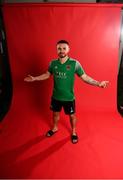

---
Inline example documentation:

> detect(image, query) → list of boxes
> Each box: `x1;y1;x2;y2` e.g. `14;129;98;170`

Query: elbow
81;73;87;81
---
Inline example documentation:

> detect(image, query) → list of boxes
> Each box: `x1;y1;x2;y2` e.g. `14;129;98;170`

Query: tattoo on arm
81;74;100;86
86;78;99;86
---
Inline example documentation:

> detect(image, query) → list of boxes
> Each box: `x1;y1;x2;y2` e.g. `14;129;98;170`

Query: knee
53;112;60;118
69;113;76;120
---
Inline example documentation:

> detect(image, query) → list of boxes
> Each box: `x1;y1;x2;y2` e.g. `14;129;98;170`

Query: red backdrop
0;3;123;179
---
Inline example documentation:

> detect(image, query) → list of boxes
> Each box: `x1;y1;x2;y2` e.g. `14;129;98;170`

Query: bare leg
69;113;78;143
46;111;60;137
69;113;77;135
52;111;60;132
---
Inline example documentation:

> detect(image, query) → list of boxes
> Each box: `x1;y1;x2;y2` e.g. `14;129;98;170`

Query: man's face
57;43;70;58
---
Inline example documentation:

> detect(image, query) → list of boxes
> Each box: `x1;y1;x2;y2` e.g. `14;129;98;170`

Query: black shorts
50;98;75;115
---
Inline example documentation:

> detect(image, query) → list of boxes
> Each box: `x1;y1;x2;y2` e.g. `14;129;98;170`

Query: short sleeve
75;61;85;76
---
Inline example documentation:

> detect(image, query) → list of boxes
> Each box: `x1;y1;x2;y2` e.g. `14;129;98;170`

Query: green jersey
48;57;85;101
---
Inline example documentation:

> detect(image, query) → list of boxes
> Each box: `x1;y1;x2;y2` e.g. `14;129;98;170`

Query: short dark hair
57;40;69;45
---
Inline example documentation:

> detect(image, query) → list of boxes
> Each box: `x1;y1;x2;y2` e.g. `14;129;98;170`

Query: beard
58;53;67;58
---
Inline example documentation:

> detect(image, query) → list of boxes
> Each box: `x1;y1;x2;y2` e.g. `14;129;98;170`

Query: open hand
24;75;35;82
99;81;109;88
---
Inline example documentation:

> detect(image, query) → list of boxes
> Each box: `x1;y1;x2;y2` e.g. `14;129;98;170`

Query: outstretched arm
81;73;109;88
24;71;51;82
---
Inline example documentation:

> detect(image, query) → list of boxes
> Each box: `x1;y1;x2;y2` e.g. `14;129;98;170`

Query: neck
59;56;69;64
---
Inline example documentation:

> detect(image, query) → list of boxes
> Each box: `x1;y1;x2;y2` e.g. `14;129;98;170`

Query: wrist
97;81;100;87
33;77;37;81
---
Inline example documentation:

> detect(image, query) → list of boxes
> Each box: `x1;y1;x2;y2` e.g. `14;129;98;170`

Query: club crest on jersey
66;65;71;70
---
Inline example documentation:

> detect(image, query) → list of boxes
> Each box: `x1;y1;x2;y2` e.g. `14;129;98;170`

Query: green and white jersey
48;57;85;101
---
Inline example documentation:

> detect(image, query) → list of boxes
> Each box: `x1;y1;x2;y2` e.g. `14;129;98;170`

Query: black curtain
0;7;13;121
117;51;123;116
96;0;123;3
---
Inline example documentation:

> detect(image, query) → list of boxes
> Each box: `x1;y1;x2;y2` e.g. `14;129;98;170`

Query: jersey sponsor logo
55;71;67;79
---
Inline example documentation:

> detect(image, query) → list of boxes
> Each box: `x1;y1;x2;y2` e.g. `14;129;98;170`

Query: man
24;40;109;144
